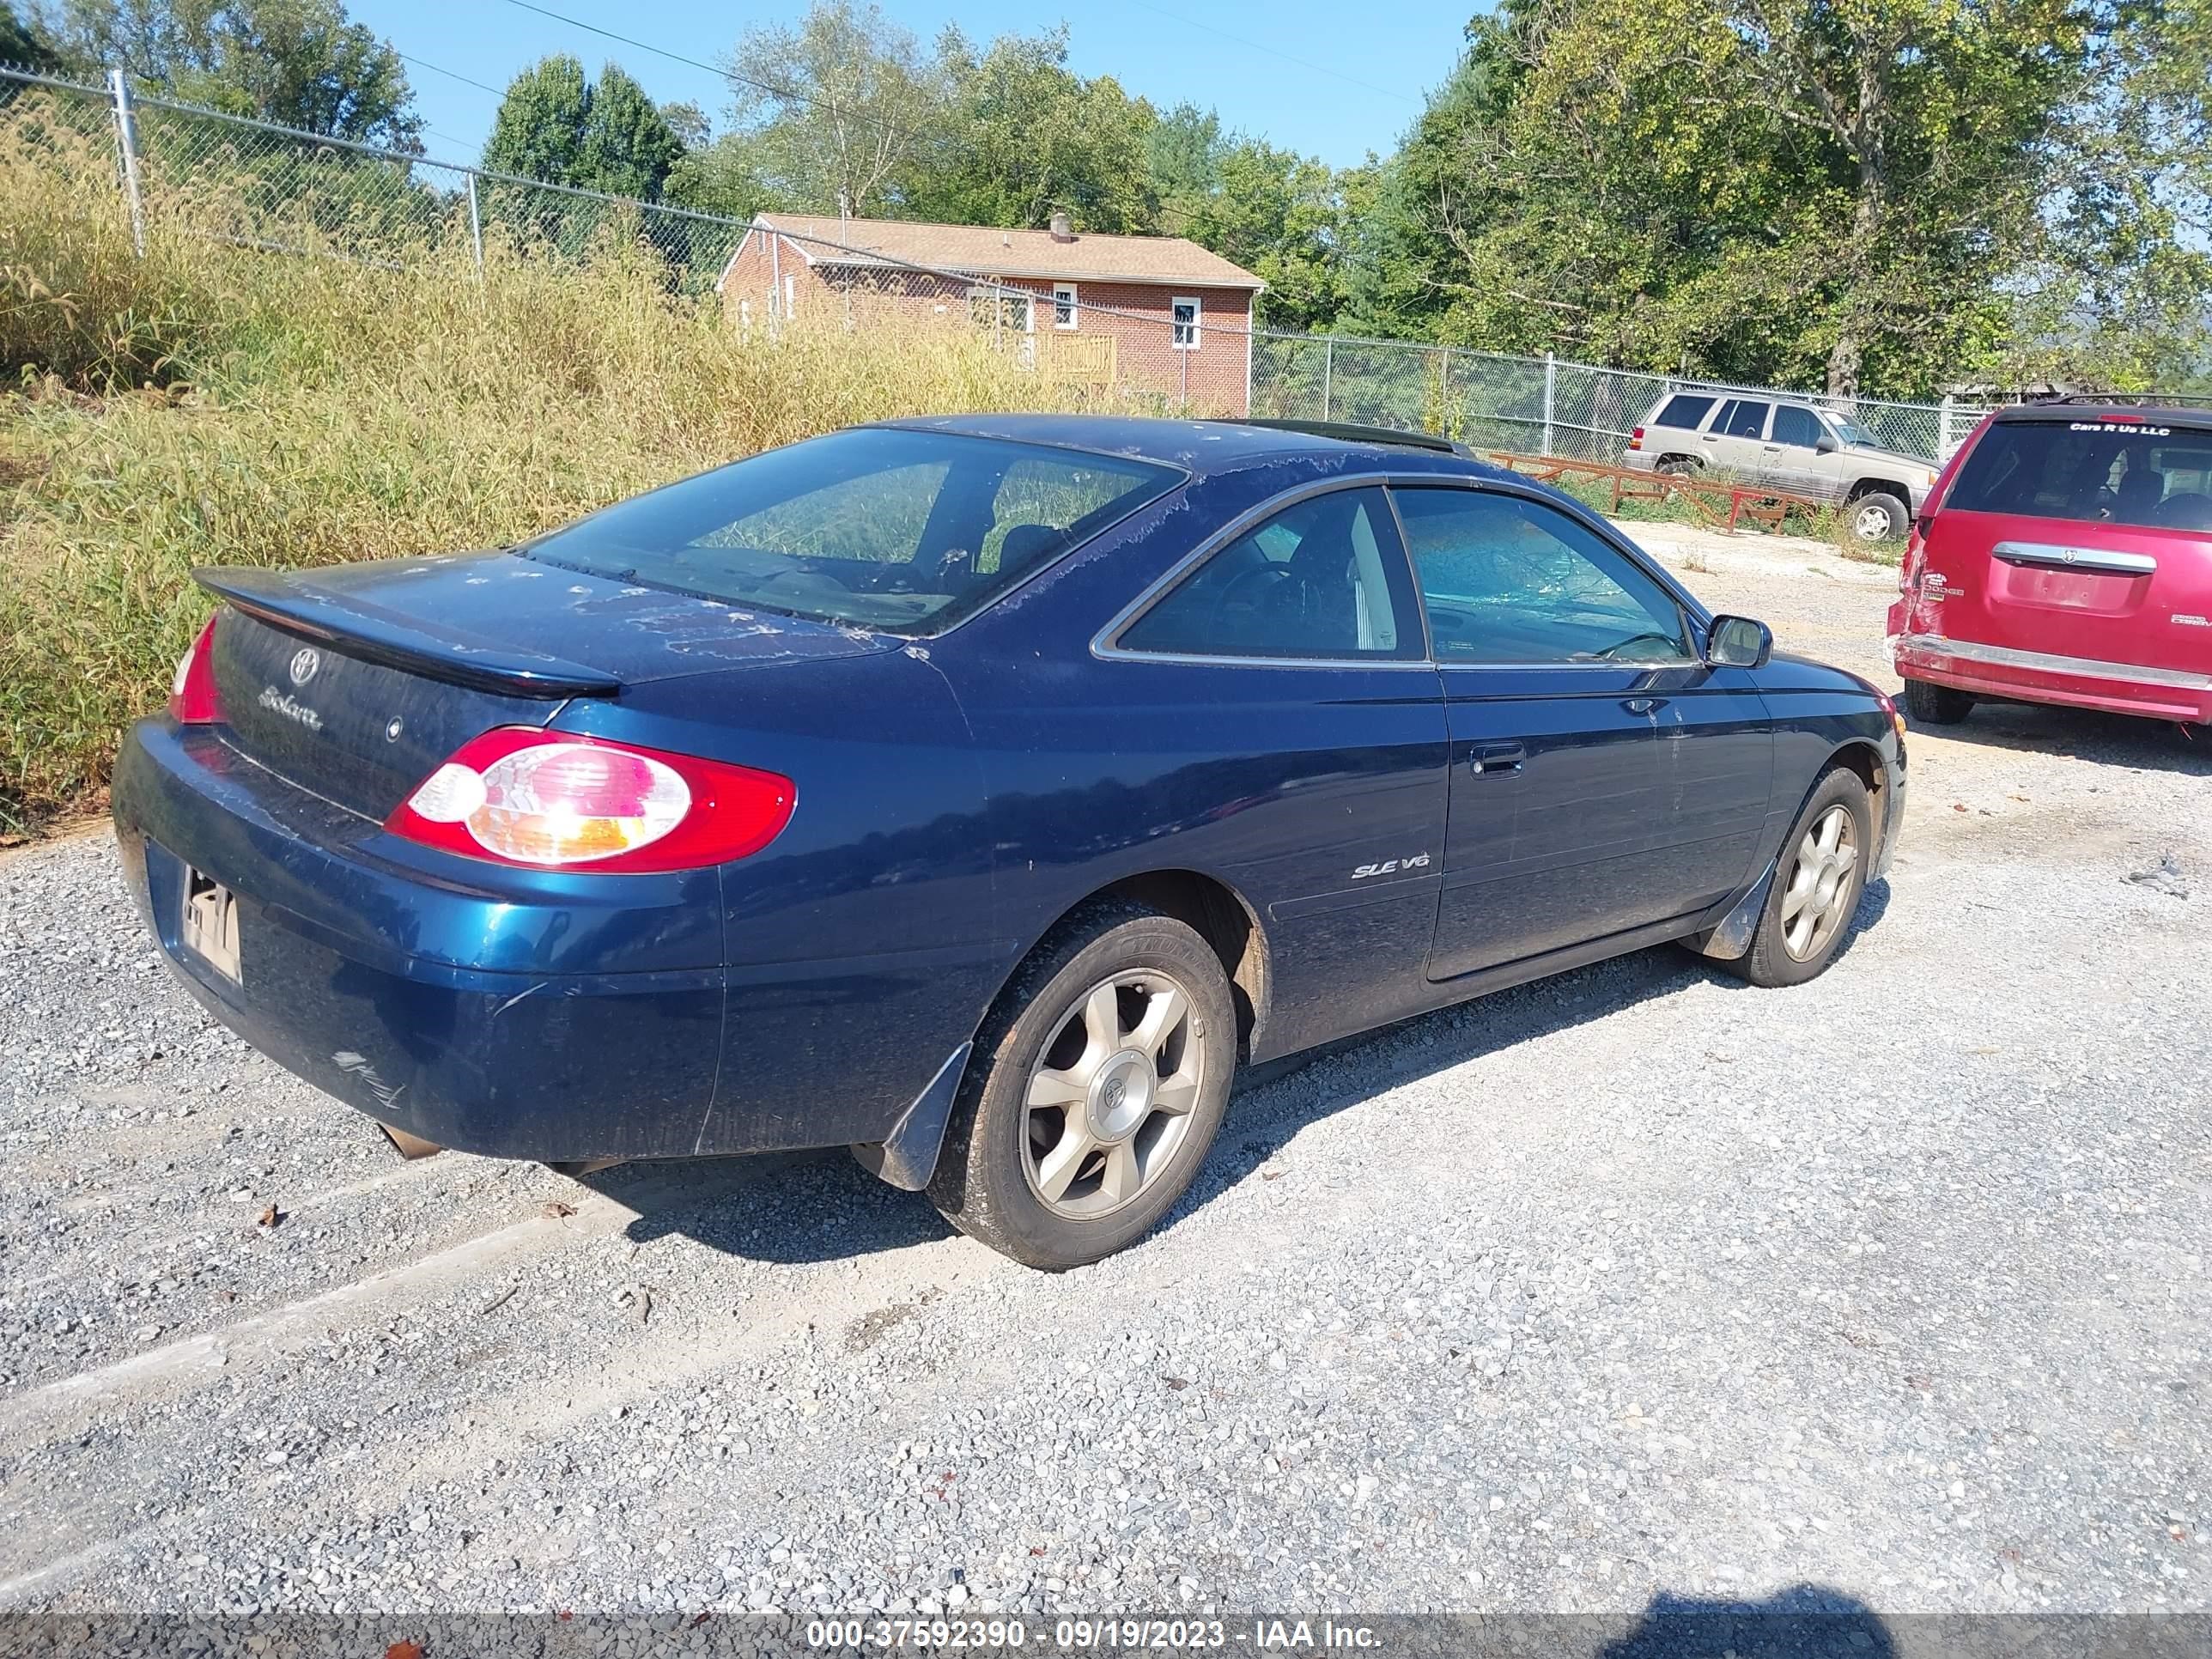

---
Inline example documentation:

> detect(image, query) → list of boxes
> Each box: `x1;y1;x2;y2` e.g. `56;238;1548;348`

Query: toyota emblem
289;647;321;687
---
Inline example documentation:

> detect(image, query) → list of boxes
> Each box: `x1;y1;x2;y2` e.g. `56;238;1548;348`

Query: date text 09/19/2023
803;1619;1384;1650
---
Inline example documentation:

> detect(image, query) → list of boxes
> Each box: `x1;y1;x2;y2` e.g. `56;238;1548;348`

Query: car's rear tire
1723;766;1872;988
1656;456;1702;477
927;903;1236;1270
1901;678;1975;725
1847;490;1910;544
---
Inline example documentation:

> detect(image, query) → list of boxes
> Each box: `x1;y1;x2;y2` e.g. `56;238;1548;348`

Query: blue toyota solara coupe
114;415;1905;1267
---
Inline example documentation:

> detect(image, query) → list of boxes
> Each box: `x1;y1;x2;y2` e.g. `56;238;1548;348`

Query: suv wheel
1723;766;1872;988
1656;457;1702;477
1847;491;1909;544
1902;678;1975;725
928;903;1236;1270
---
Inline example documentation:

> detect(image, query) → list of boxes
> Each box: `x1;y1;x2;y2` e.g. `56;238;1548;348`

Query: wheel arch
1820;737;1890;862
1040;869;1272;1064
1844;476;1910;504
853;866;1271;1195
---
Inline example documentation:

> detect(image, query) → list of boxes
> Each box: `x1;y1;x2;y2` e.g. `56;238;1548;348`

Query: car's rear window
525;428;1181;633
1651;394;1717;430
1947;418;2212;532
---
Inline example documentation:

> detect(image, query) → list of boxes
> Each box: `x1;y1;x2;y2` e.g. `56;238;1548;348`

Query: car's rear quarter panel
556;647;1006;1154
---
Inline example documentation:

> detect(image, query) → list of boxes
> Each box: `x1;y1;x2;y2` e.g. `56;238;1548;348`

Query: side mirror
1815;433;1840;455
1706;614;1773;670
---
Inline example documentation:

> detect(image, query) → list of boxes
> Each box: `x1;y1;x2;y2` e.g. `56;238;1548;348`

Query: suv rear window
1650;394;1717;431
526;428;1180;633
1948;418;2212;532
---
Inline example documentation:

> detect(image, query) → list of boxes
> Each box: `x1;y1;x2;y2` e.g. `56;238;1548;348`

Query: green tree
662;131;770;219
576;63;681;199
481;52;591;185
723;0;939;218
46;0;419;147
907;27;1156;234
3;1;60;69
1154;120;1353;332
1348;0;2184;397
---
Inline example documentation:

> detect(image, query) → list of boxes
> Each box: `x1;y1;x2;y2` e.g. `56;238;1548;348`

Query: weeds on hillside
0;101;1103;830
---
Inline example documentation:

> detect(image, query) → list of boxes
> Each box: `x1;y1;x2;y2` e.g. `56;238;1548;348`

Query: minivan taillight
170;615;222;724
1629;426;1645;451
385;728;795;872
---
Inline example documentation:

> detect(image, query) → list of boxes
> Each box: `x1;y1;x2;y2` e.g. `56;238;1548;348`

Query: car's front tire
1724;766;1872;988
928;903;1236;1270
1902;678;1975;725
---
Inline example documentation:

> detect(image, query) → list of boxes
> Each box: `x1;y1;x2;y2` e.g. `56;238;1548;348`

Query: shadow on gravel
1908;700;2211;776
1152;880;1893;1241
572;886;1894;1268
1599;1583;1895;1657
578;1146;957;1266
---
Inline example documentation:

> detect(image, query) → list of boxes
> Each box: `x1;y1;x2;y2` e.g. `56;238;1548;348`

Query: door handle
1468;742;1526;775
1621;696;1667;715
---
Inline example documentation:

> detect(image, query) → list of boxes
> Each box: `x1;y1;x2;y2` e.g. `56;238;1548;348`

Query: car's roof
878;412;1489;479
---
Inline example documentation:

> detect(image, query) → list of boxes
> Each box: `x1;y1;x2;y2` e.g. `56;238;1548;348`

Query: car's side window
1393;488;1692;665
1771;405;1825;449
1117;487;1419;661
1720;399;1771;441
1654;393;1717;431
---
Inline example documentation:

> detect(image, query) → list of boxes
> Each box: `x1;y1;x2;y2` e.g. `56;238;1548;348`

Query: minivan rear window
1948;419;2212;532
526;428;1181;633
1651;394;1717;431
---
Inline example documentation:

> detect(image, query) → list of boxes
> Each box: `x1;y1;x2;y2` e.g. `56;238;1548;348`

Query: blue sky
343;0;1469;174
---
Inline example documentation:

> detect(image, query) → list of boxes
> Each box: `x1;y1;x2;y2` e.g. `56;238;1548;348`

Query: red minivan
1889;399;2212;729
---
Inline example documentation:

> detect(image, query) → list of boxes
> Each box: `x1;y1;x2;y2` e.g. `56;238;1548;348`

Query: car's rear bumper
1893;631;2212;725
114;718;730;1163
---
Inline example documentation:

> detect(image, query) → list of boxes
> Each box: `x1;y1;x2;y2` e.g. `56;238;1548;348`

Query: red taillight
1629;426;1644;451
169;615;222;724
384;728;794;872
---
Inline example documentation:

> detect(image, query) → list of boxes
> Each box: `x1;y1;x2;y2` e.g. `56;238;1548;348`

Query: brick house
714;212;1267;416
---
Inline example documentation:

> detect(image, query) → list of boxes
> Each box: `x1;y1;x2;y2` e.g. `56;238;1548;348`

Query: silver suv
1623;391;1940;543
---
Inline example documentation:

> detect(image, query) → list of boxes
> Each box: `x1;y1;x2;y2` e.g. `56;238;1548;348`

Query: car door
1704;398;1773;483
1390;483;1720;981
1088;483;1452;1057
1765;404;1834;498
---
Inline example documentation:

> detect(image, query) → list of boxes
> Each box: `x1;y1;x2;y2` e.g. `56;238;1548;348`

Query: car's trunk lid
199;553;890;819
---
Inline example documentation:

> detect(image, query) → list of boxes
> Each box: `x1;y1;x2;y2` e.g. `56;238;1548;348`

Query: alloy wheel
1853;501;1894;542
1779;804;1861;961
1020;970;1205;1220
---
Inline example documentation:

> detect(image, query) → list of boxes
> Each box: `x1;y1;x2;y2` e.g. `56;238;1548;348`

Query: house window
1171;295;1200;350
1053;283;1078;330
969;287;1034;337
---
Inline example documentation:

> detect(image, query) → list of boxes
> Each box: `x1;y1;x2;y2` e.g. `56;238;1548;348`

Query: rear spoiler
194;566;623;700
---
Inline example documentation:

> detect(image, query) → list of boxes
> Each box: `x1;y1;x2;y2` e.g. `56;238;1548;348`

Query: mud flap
1690;857;1778;962
849;1042;972;1192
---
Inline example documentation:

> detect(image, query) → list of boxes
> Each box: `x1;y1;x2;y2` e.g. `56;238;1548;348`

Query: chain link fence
1247;334;1991;464
4;61;1992;459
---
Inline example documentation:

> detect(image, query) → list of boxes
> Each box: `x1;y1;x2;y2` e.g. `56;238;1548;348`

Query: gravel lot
2;529;2206;1629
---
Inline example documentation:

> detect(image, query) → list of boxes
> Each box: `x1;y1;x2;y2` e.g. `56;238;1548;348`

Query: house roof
732;214;1265;292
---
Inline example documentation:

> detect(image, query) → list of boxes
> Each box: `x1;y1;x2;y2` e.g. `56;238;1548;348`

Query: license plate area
181;867;242;983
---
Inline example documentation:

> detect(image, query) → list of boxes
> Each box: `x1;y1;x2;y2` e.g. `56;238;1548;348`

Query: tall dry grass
0;104;1098;830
